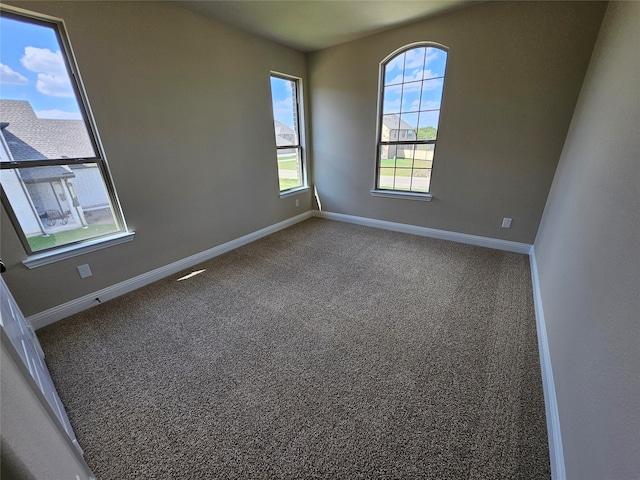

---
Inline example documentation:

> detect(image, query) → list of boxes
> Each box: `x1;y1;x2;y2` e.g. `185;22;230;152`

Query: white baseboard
529;247;566;480
313;211;532;254
28;211;313;330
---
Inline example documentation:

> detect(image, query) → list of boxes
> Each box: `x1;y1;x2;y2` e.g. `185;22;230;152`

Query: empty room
0;1;637;479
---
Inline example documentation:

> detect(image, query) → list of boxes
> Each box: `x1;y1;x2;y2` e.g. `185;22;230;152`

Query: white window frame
0;5;133;268
372;42;449;202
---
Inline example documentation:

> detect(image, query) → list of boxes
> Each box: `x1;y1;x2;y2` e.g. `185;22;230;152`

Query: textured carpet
38;218;550;479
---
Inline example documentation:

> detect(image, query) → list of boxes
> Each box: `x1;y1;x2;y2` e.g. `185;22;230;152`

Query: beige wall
308;1;606;244
0;1;311;316
533;2;640;479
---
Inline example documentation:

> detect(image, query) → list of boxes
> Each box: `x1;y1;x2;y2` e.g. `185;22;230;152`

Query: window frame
0;6;132;266
269;72;307;196
372;42;449;201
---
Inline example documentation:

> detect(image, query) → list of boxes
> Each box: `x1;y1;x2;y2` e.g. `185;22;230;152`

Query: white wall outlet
77;264;93;279
295;199;299;207
501;217;512;228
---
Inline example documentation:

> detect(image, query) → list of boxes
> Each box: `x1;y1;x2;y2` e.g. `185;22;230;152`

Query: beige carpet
38;218;550;479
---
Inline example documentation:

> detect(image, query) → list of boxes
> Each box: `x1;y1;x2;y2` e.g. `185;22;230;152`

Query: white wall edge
27;211;313;330
313;210;532;254
529;246;566;480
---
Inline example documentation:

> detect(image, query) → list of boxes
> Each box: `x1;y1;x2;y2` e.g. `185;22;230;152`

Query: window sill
279;186;310;199
370;189;433;202
23;231;135;269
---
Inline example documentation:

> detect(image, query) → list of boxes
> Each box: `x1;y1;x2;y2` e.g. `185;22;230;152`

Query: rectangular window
0;8;128;257
270;74;304;192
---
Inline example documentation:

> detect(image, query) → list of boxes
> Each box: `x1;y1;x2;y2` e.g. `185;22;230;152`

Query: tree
417;126;437;140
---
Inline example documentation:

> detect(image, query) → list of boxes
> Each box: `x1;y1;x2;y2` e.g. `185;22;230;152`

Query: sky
270;76;296;129
382;47;447;130
0;15;82;119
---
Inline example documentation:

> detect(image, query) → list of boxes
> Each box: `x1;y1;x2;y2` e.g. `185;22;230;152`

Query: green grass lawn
380;157;432;173
277;158;301;191
277;153;297;161
28;223;119;252
278;159;298;171
279;178;301;191
380;168;430;178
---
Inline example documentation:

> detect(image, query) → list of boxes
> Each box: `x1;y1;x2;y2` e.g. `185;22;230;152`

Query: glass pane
378;167;395;189
399;112;418;136
381;114;400;141
0;16;97;160
417;111;440;140
276;148;302;191
403;47;426;83
410;169;431;193
424;47;447;79
270;76;299;146
400;81;421;113
393;144;415;168
379;145;395;167
382;84;402;114
394;168;412;190
379;144;398;190
0;164;121;252
420;78;444;111
384;52;405;85
414;144;435;168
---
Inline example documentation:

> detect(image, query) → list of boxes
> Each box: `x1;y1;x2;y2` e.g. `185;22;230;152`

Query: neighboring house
274;119;296;146
380;114;432;161
0;100;112;236
381;114;416;143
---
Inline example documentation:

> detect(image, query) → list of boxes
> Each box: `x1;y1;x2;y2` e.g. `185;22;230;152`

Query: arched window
376;44;448;196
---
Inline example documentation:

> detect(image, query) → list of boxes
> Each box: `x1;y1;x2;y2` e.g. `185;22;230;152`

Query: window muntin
377;45;447;194
0;9;127;255
270;74;304;192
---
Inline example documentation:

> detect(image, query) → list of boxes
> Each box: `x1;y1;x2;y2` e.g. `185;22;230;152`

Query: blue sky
270;76;296;129
0;16;82;119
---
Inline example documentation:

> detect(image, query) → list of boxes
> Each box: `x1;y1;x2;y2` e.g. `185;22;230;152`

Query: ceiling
176;1;473;52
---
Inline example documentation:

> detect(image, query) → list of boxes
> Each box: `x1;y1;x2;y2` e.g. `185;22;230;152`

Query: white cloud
0;63;28;85
386;55;404;73
36;109;82;120
405;49;425;69
421;100;440;110
425;49;441;66
21;47;66;75
388;70;444;85
422;76;444;89
20;46;74;98
402;81;422;93
35;73;74;98
387;73;404;85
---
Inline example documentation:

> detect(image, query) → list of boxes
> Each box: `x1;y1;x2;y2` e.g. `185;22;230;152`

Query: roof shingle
0;100;95;161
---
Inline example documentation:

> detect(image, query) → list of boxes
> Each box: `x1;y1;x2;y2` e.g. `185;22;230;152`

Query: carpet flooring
38;218;550;479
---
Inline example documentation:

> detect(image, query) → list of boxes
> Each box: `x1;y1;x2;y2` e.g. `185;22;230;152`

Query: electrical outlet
77;264;93;278
295;199;299;207
501;217;512;228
